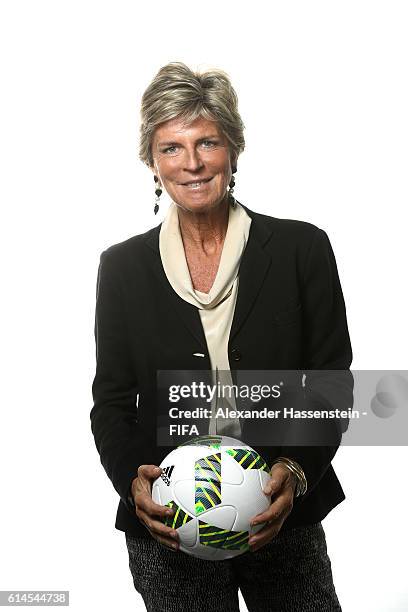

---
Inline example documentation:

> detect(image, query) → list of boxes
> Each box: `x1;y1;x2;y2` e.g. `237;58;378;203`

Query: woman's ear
231;152;238;174
150;159;161;179
149;162;159;183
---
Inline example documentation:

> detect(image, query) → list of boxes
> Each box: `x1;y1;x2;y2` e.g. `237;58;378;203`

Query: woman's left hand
248;462;297;553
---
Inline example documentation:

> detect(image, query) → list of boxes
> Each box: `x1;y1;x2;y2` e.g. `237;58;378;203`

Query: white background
1;1;407;610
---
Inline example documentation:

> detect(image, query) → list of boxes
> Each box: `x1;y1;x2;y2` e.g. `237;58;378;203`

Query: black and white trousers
125;522;342;612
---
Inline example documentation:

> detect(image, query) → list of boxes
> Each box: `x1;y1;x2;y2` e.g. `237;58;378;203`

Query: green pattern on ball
227;448;270;472
162;501;193;529
199;520;250;551
194;453;222;514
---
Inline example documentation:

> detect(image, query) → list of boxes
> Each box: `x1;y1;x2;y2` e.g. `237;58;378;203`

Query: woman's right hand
131;465;179;551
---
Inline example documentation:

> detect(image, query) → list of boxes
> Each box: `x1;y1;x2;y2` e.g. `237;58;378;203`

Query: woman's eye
163;146;178;154
201;140;217;148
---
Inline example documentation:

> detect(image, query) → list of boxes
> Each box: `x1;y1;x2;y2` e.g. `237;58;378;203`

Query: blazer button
231;348;242;362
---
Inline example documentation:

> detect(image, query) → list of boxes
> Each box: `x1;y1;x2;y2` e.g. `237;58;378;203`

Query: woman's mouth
181;177;213;190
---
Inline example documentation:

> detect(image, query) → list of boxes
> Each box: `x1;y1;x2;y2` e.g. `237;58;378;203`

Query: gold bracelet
271;456;308;497
281;458;307;497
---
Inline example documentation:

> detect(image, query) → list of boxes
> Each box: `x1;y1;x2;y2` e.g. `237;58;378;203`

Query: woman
91;62;352;611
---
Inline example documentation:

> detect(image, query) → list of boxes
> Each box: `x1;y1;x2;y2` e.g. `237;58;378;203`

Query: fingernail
166;509;173;516
171;531;178;538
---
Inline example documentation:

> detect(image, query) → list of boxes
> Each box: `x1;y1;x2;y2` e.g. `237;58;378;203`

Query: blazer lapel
229;203;275;341
145;226;208;351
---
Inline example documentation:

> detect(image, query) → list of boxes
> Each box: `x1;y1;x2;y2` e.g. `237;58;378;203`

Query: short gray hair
139;62;245;167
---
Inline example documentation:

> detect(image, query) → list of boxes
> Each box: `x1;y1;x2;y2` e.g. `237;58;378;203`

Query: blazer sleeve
90;249;150;511
280;228;353;498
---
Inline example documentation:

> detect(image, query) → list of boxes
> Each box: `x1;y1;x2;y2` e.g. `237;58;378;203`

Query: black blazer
90;203;353;537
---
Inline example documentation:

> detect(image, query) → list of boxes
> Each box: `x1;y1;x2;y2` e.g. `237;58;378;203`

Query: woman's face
151;116;236;213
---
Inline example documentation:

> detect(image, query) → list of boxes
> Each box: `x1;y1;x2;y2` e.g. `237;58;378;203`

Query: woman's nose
183;147;204;171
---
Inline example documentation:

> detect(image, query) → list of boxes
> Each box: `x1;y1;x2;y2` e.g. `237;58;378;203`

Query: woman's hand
248;463;297;553
131;464;179;551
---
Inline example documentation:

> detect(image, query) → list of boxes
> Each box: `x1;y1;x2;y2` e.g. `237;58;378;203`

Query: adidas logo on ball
160;465;174;486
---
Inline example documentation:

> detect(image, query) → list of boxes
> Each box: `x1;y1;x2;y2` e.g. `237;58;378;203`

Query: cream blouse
159;201;252;437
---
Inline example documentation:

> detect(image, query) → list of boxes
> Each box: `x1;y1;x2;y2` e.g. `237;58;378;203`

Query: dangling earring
154;175;162;215
228;172;237;209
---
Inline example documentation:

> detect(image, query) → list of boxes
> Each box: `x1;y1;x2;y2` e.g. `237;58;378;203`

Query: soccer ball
152;435;271;560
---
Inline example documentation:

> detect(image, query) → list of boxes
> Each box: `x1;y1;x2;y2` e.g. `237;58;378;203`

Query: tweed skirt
125;522;341;612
